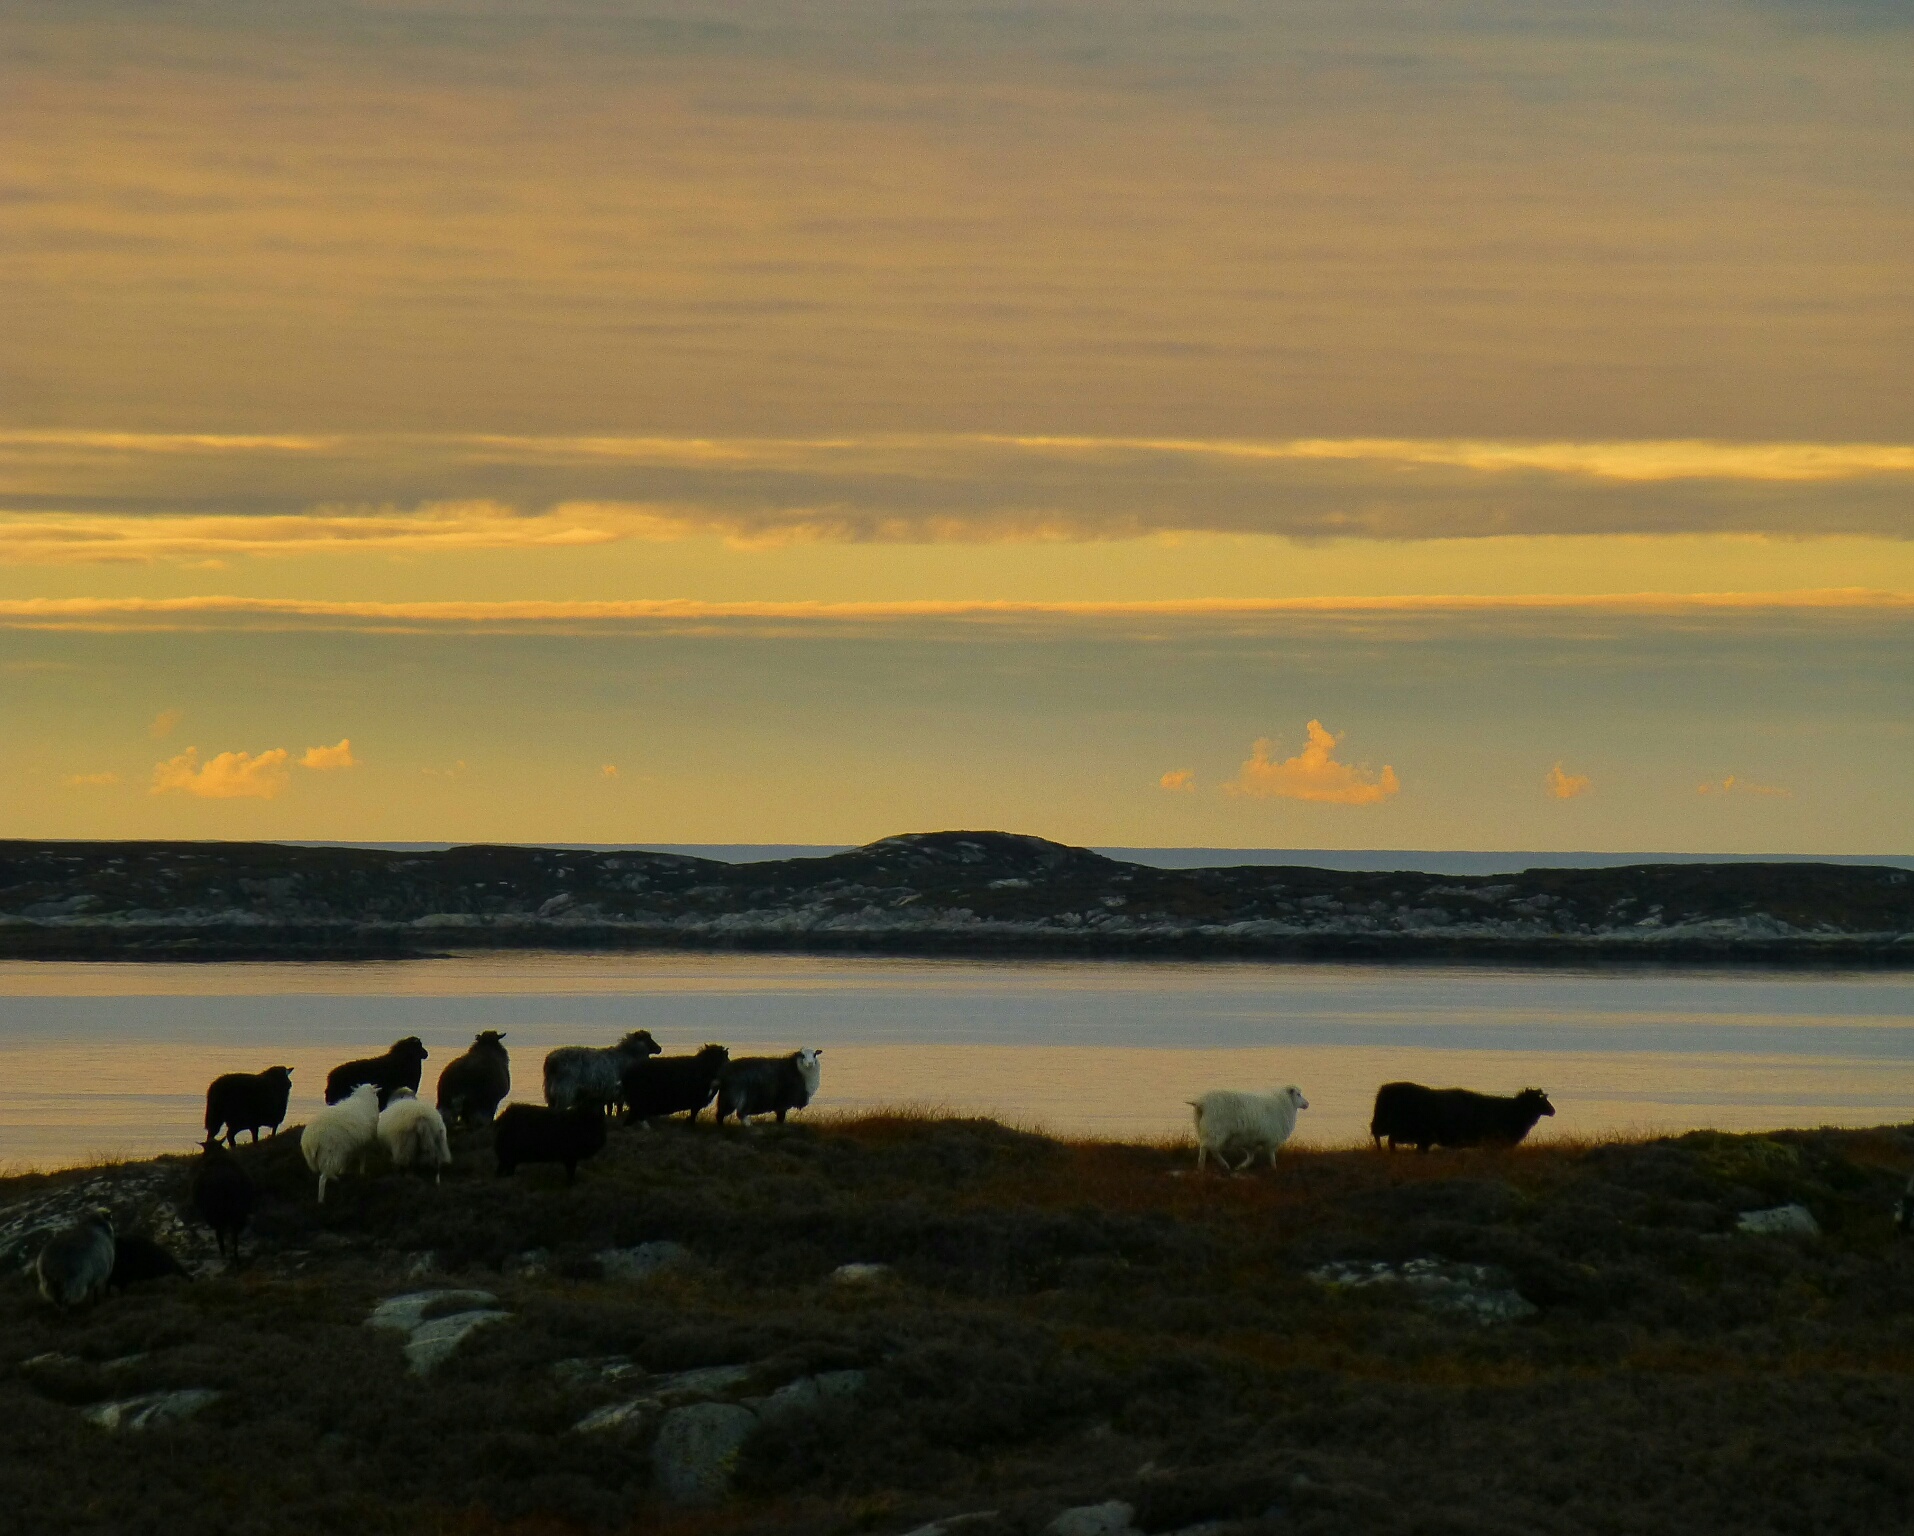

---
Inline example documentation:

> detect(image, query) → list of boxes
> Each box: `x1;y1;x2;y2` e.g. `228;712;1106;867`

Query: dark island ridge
1;829;1910;964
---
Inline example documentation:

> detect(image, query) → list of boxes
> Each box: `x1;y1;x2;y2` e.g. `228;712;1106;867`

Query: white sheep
377;1087;452;1182
1188;1086;1309;1172
300;1081;381;1202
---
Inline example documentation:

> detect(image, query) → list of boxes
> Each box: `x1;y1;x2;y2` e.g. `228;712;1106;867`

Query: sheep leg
317;1172;329;1204
1195;1144;1208;1172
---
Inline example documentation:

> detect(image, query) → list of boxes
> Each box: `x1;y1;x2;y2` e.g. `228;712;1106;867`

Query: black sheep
716;1048;822;1126
436;1030;512;1128
325;1036;429;1108
621;1044;730;1126
191;1138;256;1266
109;1235;191;1292
1370;1082;1555;1153
204;1065;295;1146
493;1103;607;1182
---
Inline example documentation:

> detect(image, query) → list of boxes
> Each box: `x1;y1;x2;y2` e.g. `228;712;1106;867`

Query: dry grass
6;1112;1914;1534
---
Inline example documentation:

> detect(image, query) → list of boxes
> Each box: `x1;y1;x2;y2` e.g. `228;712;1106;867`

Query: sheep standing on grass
36;1210;116;1311
325;1037;429;1108
301;1082;382;1202
1369;1083;1555;1153
543;1029;660;1113
204;1065;295;1145
192;1139;255;1266
622;1044;730;1126
494;1103;608;1182
1189;1086;1309;1173
716;1048;822;1126
437;1030;512;1128
378;1087;453;1182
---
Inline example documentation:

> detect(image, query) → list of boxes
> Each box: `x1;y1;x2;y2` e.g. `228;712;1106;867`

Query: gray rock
1047;1502;1139;1536
553;1354;643;1387
365;1289;499;1333
896;1514;1000;1536
647;1363;755;1402
83;1389;221;1432
651;1402;759;1504
754;1369;867;1425
403;1309;511;1374
1738;1203;1820;1237
596;1241;692;1281
831;1262;894;1286
573;1399;656;1435
1309;1258;1537;1324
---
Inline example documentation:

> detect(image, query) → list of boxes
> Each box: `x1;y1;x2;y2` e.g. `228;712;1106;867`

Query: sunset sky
4;1;1910;850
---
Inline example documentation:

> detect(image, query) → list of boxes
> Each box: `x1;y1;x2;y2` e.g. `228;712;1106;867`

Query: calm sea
1;952;1909;1171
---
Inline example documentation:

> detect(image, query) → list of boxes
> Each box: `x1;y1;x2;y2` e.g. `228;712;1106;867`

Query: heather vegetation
6;1112;1914;1534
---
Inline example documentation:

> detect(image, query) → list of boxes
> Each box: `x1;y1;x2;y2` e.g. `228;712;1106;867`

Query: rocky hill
1;831;1910;962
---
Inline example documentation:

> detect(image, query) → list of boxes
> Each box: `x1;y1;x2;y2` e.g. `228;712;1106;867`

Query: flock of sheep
30;1020;1561;1311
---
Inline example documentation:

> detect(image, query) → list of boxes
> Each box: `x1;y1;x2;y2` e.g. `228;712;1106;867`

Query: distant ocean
286;843;1914;876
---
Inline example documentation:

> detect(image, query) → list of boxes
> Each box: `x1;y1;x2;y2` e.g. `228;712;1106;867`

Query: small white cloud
1546;761;1592;800
1225;721;1400;806
151;746;291;800
299;738;357;771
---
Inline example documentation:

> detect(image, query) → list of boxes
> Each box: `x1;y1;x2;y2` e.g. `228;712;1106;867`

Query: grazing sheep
542;1029;660;1113
715;1048;822;1126
191;1138;255;1266
1370;1082;1556;1153
108;1235;191;1292
494;1102;608;1182
436;1030;512;1128
378;1087;453;1182
324;1036;430;1108
36;1210;115;1311
301;1082;382;1202
1189;1086;1309;1172
621;1044;730;1126
204;1065;295;1146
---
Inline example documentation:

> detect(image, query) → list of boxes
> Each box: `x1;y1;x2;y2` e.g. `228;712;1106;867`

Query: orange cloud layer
152;747;292;800
1159;768;1196;792
299;738;358;771
1226;722;1400;806
1546;762;1592;799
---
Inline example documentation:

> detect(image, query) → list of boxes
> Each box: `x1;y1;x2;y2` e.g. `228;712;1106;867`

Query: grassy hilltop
6;1114;1914;1535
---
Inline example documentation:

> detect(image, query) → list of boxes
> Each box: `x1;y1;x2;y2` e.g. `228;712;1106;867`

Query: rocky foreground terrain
1;831;1911;962
5;1114;1914;1535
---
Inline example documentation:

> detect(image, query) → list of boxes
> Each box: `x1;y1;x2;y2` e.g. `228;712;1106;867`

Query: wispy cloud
1698;775;1790;797
1545;761;1592;799
1158;768;1195;792
1225;721;1400;806
3;433;1914;562
298;738;358;771
63;771;119;788
152;746;292;800
601;763;620;779
148;708;182;740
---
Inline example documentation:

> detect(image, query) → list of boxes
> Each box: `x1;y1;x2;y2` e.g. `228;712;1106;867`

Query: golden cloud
601;763;620;779
151;746;291;800
1158;768;1196;792
1226;721;1400;806
299;738;358;771
1546;762;1592;800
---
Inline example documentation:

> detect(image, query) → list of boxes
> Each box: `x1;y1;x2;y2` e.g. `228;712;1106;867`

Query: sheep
378;1087;453;1182
493;1102;608;1182
436;1030;512;1128
301;1082;382;1201
36;1210;116;1311
108;1235;191;1293
621;1044;730;1126
204;1065;295;1146
1369;1082;1555;1153
324;1036;429;1108
542;1029;660;1114
715;1048;822;1126
1188;1086;1309;1172
191;1138;255;1266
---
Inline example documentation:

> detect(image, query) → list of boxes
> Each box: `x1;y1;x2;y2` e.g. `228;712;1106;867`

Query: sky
2;0;1910;851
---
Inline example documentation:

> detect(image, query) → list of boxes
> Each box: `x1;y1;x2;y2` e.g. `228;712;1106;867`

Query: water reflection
0;954;1908;1170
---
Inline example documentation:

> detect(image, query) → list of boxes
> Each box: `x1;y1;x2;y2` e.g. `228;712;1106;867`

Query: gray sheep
36;1210;116;1311
542;1029;659;1113
716;1048;822;1126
